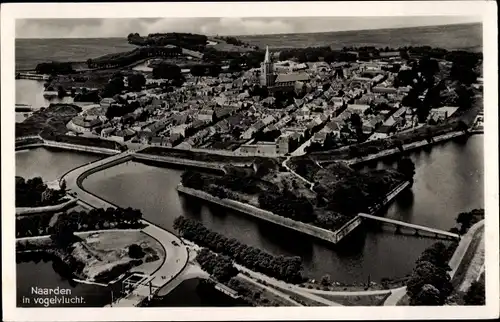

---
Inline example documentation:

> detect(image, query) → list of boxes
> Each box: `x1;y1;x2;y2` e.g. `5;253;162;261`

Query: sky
15;16;482;39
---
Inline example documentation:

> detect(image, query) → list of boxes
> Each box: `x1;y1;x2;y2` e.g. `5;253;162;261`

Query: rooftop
275;72;309;84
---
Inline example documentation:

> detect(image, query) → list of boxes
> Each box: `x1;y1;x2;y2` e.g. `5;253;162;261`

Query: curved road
60;150;189;307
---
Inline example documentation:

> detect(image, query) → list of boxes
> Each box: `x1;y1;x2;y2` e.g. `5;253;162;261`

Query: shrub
128;244;145;259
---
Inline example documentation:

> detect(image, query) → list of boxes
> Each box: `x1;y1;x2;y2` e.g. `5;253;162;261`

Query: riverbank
16;137;122;155
16;196;77;216
177;184;354;245
178;177;413;246
346;130;468;166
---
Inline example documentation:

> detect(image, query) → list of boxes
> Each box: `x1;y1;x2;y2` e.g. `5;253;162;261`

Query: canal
15;135;484;284
15;79;484;305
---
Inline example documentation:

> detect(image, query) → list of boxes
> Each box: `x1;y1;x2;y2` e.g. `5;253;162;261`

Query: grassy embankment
16;230;164;284
15;103;123;151
180;156;404;233
16;104;82;138
140;146;284;166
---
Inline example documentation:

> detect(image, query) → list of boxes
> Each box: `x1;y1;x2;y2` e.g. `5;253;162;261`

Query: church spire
264;46;270;63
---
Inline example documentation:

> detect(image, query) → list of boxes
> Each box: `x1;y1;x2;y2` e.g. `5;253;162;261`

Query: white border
2;1;498;321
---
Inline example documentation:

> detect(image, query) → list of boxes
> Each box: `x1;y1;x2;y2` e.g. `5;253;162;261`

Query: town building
69;116;103;133
261;46;310;92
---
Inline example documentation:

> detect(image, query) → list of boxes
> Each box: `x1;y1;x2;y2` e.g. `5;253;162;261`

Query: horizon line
15;21;481;40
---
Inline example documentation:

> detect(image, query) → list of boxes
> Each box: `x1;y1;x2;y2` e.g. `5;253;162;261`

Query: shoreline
16;197;77;216
176;181;411;245
15;130;482;171
15;228;164;287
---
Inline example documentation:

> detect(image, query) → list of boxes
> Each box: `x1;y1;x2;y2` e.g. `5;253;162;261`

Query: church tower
262;46;275;87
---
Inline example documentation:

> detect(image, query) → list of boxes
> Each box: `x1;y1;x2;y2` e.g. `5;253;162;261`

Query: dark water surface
16;134;483;283
16;254;114;307
148;278;249;307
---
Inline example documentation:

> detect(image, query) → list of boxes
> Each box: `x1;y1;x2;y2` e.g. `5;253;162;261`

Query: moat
16;134;483;287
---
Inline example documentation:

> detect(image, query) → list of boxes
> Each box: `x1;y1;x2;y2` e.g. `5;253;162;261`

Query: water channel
15;79;484;305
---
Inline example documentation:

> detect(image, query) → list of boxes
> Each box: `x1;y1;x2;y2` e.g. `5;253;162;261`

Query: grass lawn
314;292;391;306
268;284;328;306
234;276;299;307
71;230;165;280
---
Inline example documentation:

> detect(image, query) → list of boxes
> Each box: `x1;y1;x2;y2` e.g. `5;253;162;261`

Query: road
458;230;485;292
58;150;190;307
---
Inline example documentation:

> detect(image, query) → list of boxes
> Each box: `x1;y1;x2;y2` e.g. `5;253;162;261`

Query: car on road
171;240;179;246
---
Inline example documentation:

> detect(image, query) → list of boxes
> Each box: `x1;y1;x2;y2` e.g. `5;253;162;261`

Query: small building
372;86;398;94
69;116;103;133
100;98;116;108
276;134;291;155
239;142;277;156
109;128;135;143
347;104;370;115
430;106;459;121
197;109;215;122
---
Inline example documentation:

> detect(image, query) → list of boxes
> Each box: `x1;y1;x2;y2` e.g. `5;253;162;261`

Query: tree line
35;62;74;75
173;216;304;283
16;207;144;238
406;242;456;305
16;176;66;208
127;32;207;51
196;248;239;283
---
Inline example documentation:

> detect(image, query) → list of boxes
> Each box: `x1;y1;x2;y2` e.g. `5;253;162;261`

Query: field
208;38;256;52
15;38;136;70
237;23;482;51
16;23;482;71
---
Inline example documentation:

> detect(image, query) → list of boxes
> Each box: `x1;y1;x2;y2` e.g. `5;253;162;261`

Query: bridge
16;72;50;81
15;104;39;112
358;213;460;240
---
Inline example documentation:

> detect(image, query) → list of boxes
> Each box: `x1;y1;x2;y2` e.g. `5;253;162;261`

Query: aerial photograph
14;15;485;308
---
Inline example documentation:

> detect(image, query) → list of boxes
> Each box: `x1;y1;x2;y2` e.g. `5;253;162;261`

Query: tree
152;62;182;80
60;179;67;193
407;260;452;304
350;113;362;128
57;86;66;99
411;284;443;306
320;274;332;287
394;140;404;152
397;157;416;182
128;244;145;259
463;280;485;305
228;59;242;72
41;188;57;205
127;74;146;92
102;76;125;98
51;219;77;248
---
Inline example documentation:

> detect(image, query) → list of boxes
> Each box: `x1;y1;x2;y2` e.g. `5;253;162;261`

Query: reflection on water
359;135;484;230
16;135;483;283
16;79;73;109
82;160;438;282
148;278;249;307
16;253;114;307
16;147;101;181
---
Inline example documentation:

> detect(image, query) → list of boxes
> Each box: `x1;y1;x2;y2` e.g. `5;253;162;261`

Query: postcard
1;1;498;321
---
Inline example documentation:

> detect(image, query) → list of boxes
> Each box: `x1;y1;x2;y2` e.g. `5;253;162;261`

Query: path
57;150;190;307
237;274;303;306
458;231;485;292
282;156;315;191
